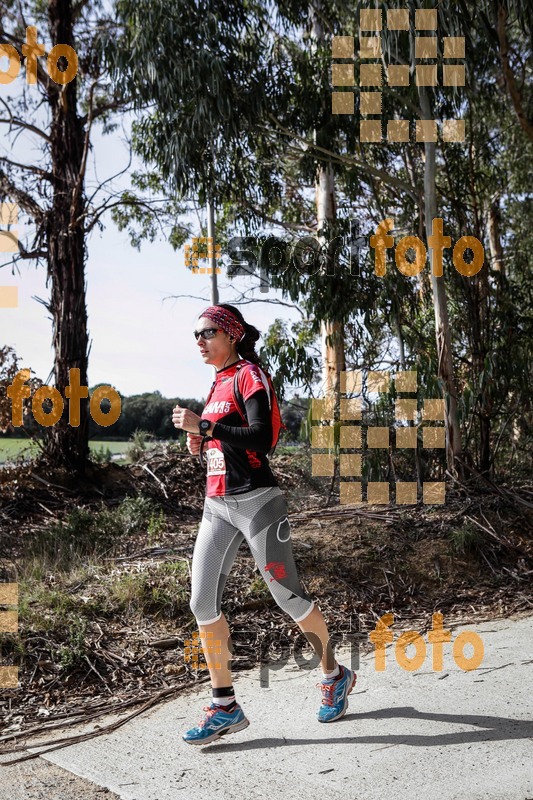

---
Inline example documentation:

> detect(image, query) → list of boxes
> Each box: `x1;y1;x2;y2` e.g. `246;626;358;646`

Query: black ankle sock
212;685;236;710
213;699;237;712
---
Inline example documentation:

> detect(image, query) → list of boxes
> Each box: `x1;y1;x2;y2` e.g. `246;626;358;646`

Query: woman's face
196;316;234;367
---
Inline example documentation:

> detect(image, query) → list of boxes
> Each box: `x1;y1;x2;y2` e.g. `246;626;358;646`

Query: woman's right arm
211;390;272;452
186;432;203;455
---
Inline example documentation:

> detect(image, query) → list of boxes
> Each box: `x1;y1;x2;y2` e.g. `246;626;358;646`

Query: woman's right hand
186;432;203;455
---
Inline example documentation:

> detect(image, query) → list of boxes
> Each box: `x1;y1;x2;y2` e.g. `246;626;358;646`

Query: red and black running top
200;359;279;497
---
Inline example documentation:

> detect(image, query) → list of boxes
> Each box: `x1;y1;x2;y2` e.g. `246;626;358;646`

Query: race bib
206;447;226;476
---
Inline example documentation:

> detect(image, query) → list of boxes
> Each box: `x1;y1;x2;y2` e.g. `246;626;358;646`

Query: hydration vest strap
199;378;217;467
199;434;212;469
233;361;271;420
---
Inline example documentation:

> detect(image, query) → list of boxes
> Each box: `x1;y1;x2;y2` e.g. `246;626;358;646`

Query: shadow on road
198;706;533;752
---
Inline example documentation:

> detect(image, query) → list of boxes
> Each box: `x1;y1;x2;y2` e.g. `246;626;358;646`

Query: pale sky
1;118;303;402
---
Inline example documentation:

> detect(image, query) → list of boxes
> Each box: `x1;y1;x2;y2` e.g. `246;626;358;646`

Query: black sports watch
198;418;211;436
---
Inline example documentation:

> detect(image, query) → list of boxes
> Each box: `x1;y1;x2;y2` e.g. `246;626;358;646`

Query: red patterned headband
199;306;246;342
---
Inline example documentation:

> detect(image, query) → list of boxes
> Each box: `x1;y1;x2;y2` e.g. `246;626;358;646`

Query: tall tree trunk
320;318;346;397
476;235;492;474
311;5;345;401
419;87;462;475
316;163;344;396
488;192;504;275
394;309;424;489
471;193;496;475
488;192;519;451
206;200;219;305
316;162;345;505
311;4;345;502
45;0;90;472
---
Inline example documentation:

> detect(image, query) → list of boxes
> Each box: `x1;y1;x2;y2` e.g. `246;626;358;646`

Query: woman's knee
267;585;314;623
189;593;222;625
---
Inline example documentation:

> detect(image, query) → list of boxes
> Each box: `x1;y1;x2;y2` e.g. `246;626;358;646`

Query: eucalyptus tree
104;0;373;401
106;0;279;222
0;0;187;471
105;0;531;479
269;0;531;475
0;0;103;470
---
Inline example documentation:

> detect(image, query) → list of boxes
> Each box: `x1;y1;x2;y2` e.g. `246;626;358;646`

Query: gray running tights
190;486;315;625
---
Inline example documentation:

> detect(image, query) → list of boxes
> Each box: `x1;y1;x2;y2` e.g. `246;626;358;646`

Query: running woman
172;303;356;745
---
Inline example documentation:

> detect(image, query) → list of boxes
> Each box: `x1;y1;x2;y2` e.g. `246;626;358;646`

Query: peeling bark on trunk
320;318;346;397
419;87;462;475
44;0;90;472
311;3;345;408
488;192;505;275
316;163;344;397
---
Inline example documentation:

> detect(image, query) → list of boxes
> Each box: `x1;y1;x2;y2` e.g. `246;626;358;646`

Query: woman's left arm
210;390;272;452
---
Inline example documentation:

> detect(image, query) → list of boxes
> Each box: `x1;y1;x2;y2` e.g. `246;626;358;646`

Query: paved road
6;613;533;799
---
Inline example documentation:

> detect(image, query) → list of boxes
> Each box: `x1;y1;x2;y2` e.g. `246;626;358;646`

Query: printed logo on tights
265;561;287;581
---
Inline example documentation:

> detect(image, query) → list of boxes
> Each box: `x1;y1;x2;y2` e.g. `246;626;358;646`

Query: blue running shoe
315;664;357;723
182;702;250;745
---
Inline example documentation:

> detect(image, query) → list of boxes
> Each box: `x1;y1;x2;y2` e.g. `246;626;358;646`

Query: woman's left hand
172;405;202;433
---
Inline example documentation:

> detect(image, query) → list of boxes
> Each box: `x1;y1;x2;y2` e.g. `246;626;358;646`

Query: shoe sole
317;671;357;723
182;716;250;745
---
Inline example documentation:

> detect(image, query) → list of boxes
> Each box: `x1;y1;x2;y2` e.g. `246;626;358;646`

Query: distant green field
0;439;136;464
0;438;302;464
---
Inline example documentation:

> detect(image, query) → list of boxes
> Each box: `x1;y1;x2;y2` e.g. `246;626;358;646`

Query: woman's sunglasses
193;328;223;341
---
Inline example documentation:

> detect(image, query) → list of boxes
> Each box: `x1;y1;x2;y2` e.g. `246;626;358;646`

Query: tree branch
0;105;52;143
264;116;418;200
86;129;134;206
164;291;303;314
70;79;97;227
241;199;316;233
83;195;175;232
0;156;53;181
0;244;47;270
0;170;45;220
80;97;136;126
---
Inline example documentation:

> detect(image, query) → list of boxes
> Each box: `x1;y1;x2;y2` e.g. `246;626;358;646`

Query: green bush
119;495;158;534
26;496;161;570
109;569;188;618
147;509;166;544
126;428;152;463
91;445;113;464
448;523;483;555
55;615;88;671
